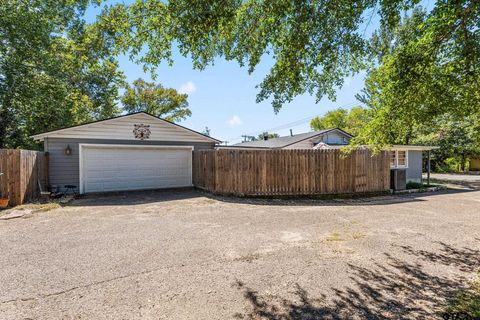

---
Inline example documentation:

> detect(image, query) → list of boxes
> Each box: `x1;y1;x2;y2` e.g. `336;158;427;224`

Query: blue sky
112;51;367;144
83;2;423;144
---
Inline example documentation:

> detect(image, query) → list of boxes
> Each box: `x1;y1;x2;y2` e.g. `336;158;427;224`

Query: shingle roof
232;129;340;148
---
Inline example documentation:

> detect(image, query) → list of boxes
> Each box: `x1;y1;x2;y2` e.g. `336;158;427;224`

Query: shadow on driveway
68;187;204;207
233;241;480;320
68;186;475;207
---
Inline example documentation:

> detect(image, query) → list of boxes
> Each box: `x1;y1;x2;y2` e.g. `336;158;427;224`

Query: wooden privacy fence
193;149;390;196
0;149;48;206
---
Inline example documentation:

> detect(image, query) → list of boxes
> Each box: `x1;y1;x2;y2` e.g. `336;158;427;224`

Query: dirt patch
233;253;261;263
0;202;62;220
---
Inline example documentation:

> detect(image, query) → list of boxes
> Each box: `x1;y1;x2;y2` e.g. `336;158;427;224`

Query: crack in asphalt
0;256;228;306
0;268;156;305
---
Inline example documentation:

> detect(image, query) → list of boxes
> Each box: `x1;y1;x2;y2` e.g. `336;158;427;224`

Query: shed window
389;151;396;167
390;150;408;168
397;151;406;166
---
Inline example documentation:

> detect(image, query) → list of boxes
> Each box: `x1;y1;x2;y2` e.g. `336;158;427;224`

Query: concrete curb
393;185;447;195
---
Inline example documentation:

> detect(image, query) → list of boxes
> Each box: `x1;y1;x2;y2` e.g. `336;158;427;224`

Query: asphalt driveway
0;188;479;319
426;173;480;190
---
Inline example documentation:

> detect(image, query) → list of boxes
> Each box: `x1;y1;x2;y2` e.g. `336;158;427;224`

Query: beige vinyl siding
36;113;214;143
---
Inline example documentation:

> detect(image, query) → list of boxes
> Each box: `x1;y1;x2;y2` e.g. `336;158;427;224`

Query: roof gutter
388;145;440;151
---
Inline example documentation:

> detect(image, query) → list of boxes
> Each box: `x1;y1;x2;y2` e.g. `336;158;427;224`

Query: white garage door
80;145;193;194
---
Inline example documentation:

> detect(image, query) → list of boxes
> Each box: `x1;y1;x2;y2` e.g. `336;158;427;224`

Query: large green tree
413;115;480;172
353;6;480;149
311;106;368;136
121;79;191;122
0;0;124;149
97;0;480;116
311;109;348;132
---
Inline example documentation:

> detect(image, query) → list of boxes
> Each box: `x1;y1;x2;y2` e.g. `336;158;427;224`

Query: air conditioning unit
390;169;407;190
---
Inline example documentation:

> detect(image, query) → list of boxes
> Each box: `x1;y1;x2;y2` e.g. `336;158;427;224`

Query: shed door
80;145;192;194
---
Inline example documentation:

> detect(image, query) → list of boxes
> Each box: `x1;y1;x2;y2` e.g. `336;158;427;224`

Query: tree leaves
257;132;280;141
96;0;479;125
0;0;125;148
311;106;369;136
97;0;384;110
121;78;191;122
353;5;480;150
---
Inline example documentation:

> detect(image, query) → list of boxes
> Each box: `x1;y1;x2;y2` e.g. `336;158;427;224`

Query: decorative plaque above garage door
133;124;151;140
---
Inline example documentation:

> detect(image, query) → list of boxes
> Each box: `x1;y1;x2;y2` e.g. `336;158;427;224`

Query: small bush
406;182;425;190
432;157;469;173
444;157;463;172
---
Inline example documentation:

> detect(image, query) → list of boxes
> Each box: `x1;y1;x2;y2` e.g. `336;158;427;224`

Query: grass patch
326;232;344;242
352;232;365;240
16;202;61;212
444;272;480;318
406;181;440;190
406;181;446;191
203;198;217;204
233;253;261;263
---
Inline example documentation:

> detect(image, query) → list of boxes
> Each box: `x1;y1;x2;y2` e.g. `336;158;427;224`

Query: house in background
229;129;437;184
232;128;352;149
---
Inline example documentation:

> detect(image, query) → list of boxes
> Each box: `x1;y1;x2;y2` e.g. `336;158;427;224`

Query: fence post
44;152;50;188
10;150;21;206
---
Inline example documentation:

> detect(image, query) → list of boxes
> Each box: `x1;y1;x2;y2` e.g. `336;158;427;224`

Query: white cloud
227;115;242;128
178;81;197;95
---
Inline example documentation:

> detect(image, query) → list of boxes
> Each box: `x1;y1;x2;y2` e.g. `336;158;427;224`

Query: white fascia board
390;145;440;151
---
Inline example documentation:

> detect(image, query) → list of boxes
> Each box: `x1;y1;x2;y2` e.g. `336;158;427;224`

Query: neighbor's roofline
216;145;272;150
219;143;439;151
30;112;221;143
280;128;353;148
230;127;354;149
331;127;354;138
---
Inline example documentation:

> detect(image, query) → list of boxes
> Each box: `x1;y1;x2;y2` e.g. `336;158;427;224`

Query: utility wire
226;101;359;144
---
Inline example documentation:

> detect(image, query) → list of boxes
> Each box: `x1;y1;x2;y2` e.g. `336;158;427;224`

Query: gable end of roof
31;112;221;143
281;128;351;148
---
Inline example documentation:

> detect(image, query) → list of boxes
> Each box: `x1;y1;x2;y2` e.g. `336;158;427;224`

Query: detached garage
32;112;220;194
